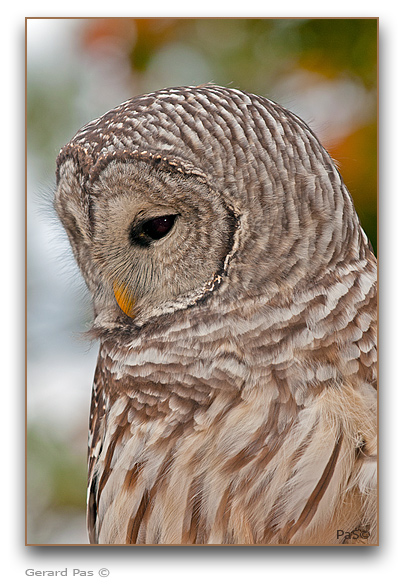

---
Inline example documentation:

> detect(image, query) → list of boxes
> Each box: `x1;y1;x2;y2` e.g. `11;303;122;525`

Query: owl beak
113;281;136;318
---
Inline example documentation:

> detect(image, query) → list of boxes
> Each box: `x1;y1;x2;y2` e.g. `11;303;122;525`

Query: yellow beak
113;281;136;318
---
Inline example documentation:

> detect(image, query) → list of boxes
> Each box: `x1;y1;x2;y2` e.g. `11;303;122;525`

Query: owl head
55;85;369;330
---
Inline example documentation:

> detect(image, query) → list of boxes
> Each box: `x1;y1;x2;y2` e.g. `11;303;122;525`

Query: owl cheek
113;281;137;318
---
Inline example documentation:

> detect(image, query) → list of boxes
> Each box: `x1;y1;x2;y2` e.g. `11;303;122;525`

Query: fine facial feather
55;84;377;545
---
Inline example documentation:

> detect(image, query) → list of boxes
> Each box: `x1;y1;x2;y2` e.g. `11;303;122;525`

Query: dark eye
130;214;178;247
143;215;177;239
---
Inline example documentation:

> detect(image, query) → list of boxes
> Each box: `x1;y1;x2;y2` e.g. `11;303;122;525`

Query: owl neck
95;242;376;413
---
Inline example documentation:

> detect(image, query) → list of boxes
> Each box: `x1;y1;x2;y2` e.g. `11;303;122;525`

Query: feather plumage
55;85;377;545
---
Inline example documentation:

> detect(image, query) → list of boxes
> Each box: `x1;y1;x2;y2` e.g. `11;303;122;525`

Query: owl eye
130;214;178;246
143;215;177;239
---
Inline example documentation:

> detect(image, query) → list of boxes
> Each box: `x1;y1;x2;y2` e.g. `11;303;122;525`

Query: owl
54;85;377;545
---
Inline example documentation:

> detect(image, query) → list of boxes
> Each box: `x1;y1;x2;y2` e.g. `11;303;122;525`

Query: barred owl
55;85;377;545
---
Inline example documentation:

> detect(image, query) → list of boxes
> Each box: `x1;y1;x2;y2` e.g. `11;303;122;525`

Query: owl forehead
89;159;226;218
57;85;322;193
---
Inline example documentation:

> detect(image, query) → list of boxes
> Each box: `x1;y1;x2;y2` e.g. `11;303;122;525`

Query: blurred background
27;17;377;544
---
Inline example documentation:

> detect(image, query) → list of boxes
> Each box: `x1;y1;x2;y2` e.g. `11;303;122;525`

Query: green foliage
27;424;86;508
27;424;87;542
